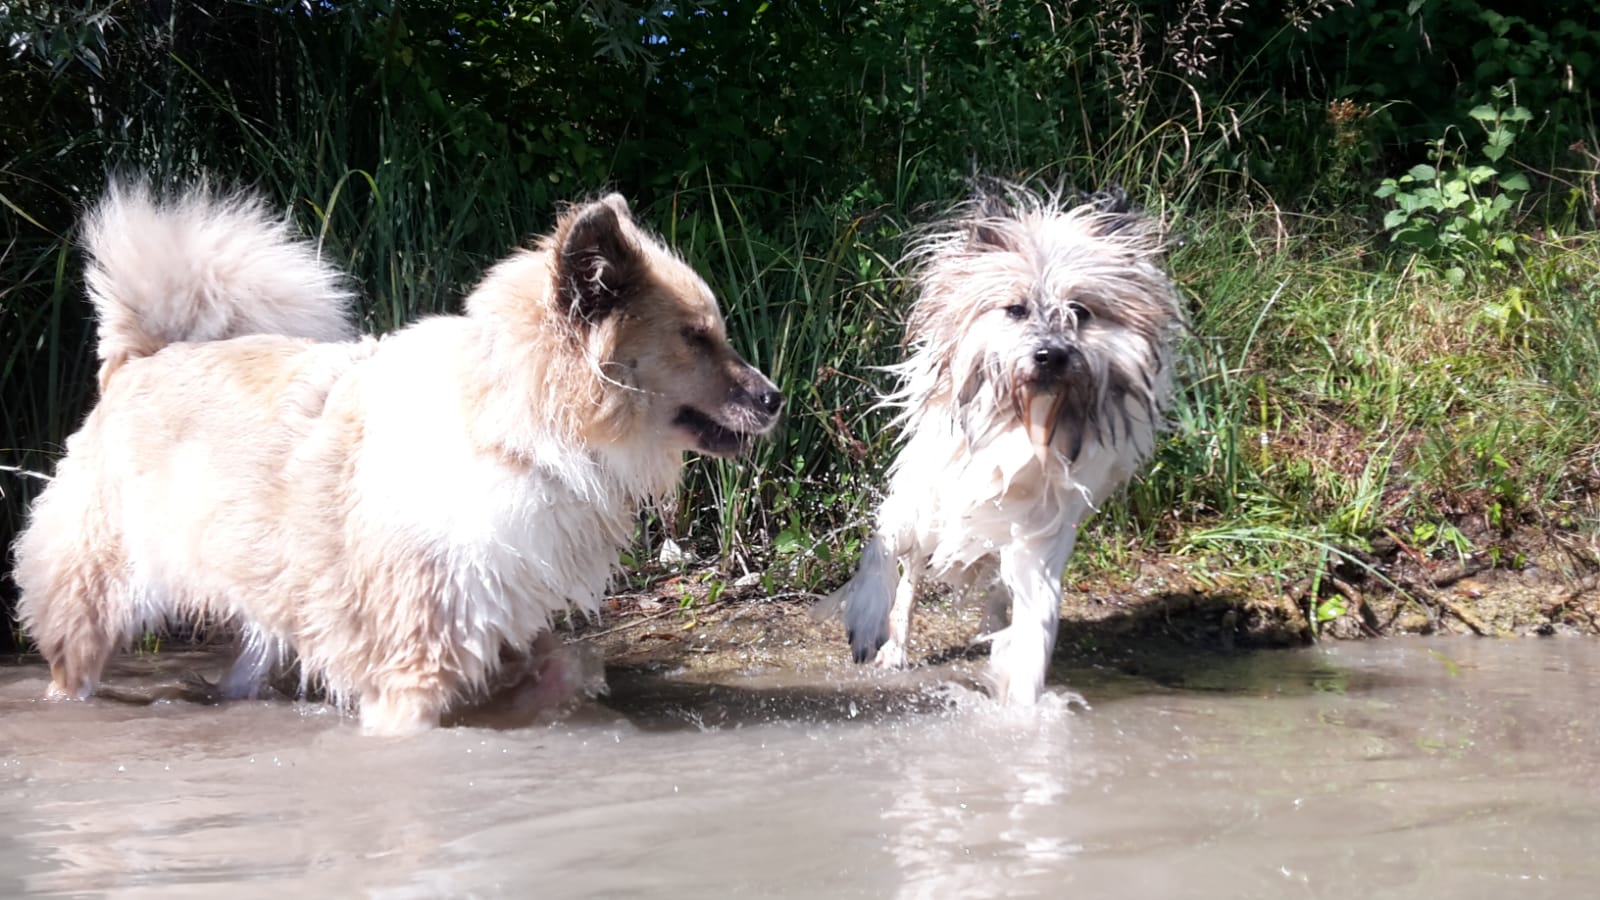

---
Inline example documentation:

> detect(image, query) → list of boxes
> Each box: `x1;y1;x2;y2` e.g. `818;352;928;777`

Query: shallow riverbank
577;529;1599;687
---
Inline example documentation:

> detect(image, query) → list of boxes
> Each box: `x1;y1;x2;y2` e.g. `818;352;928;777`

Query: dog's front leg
355;655;455;736
838;532;922;668
360;685;448;736
991;533;1074;705
872;556;921;669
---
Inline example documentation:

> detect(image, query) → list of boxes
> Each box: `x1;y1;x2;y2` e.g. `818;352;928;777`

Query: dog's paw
987;664;1045;706
846;627;888;665
872;641;909;670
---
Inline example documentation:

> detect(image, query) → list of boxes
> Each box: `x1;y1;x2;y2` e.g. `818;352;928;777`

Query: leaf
1382;208;1410;230
1315;596;1347;623
1407;163;1437;181
774;527;801;555
1468;104;1498;122
0;190;53;235
1393;223;1436;248
1498;172;1530;192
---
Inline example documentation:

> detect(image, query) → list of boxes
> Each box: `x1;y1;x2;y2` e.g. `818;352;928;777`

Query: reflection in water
875;690;1090;900
2;638;1598;898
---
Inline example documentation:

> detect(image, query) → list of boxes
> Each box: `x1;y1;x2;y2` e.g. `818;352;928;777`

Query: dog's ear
1082;186;1144;237
969;189;1016;251
555;194;645;323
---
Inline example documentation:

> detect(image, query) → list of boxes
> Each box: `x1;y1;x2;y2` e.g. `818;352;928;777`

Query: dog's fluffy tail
84;181;357;389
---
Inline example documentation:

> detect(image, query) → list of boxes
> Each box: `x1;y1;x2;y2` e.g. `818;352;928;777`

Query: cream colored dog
13;182;782;734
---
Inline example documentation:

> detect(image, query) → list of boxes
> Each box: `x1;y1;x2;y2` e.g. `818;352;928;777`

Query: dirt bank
4;531;1592;706
575;528;1600;681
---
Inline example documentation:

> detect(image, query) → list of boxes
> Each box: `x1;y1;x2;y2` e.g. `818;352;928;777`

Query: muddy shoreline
576;531;1600;683
4;530;1594;703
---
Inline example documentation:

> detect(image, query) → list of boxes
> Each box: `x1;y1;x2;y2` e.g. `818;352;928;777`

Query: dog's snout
1033;343;1074;373
729;362;785;423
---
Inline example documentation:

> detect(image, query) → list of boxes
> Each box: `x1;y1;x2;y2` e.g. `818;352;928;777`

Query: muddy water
2;637;1597;899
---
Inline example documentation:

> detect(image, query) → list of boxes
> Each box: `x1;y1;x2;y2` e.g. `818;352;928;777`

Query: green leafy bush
1374;86;1532;270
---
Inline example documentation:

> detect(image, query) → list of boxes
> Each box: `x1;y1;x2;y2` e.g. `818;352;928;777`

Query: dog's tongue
1024;391;1064;464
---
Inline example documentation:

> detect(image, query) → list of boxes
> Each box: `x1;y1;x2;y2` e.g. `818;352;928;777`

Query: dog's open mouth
1019;388;1068;463
673;406;751;457
1014;364;1096;464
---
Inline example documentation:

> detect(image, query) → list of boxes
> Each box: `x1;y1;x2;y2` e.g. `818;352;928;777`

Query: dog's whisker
0;465;54;482
592;358;656;396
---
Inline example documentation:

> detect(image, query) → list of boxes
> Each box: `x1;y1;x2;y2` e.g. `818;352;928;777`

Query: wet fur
824;182;1183;704
12;182;780;735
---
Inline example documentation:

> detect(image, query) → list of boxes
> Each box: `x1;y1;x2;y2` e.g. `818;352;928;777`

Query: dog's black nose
1033;343;1074;372
758;389;785;415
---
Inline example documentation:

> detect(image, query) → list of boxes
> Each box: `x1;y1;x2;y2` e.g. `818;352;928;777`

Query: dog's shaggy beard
825;182;1184;705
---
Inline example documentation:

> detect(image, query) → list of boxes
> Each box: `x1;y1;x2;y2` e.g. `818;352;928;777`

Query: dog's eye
1067;301;1093;324
1002;304;1029;321
680;325;714;349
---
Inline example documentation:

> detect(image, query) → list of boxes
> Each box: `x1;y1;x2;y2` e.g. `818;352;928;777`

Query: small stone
1323;615;1362;640
658;538;694;566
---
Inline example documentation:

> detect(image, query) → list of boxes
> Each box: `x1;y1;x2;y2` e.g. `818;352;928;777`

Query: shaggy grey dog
824;181;1185;704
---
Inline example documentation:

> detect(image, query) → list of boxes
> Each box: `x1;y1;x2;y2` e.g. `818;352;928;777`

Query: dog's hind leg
966;566;1010;641
13;550;128;700
990;534;1075;705
35;607;118;701
220;625;287;700
13;480;134;700
979;588;1010;638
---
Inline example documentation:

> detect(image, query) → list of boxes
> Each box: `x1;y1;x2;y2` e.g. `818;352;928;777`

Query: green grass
1065;204;1600;590
6;164;1599;604
665;183;901;584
